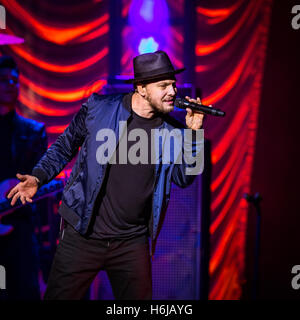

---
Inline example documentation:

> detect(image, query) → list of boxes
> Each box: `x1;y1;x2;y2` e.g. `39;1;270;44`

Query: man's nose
168;85;176;96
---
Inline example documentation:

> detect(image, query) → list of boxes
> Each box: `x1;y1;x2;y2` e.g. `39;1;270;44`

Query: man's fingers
186;108;193;116
9;191;32;205
16;173;26;181
10;192;20;206
25;197;33;203
186;96;197;104
185;95;202;103
20;195;26;205
7;186;18;199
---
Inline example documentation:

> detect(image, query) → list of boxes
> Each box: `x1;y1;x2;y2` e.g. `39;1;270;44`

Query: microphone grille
174;98;183;108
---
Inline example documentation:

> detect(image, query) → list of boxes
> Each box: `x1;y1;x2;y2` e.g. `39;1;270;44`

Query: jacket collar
122;91;134;113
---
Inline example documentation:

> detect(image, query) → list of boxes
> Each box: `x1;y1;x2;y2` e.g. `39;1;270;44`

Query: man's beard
145;95;173;114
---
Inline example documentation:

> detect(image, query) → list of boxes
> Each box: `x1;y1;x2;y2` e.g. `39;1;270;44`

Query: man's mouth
164;99;175;105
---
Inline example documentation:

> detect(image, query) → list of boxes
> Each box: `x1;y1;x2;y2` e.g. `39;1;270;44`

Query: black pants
44;223;152;300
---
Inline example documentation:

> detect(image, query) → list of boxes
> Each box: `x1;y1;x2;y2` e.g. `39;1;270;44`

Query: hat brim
124;68;185;84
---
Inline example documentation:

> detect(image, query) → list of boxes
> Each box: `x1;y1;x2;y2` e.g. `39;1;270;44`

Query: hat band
134;66;176;79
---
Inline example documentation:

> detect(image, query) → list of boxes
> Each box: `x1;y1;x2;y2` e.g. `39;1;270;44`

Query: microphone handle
175;99;226;117
189;102;225;117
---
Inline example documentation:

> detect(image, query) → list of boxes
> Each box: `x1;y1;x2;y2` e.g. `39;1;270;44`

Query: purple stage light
129;0;169;33
139;0;154;22
128;0;169;54
138;36;159;54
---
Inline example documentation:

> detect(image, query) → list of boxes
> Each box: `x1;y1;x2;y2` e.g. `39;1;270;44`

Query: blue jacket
32;93;204;254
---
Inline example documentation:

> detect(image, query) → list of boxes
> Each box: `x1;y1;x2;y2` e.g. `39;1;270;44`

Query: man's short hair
0;55;19;73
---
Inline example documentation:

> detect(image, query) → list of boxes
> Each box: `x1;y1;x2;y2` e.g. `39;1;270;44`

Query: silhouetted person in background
0;55;47;300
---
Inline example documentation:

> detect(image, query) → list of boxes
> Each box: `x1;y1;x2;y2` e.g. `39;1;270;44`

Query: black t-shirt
88;92;163;240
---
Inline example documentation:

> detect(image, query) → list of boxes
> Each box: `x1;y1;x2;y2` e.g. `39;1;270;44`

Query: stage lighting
138;36;159;54
128;0;169;54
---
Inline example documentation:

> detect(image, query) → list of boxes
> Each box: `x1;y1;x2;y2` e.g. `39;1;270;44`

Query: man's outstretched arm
7;95;91;206
32;101;88;186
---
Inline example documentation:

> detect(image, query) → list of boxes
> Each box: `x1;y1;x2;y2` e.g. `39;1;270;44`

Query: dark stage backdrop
0;0;273;299
244;0;300;300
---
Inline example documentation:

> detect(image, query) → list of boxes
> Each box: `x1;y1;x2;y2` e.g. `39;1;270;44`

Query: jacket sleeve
171;129;204;188
32;99;89;187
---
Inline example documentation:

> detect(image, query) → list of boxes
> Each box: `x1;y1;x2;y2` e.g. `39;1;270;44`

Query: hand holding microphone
184;96;205;130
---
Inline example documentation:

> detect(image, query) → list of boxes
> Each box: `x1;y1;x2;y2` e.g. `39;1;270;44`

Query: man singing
7;50;204;300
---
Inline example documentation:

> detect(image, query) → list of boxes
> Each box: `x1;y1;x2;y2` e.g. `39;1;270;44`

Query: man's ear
136;83;146;97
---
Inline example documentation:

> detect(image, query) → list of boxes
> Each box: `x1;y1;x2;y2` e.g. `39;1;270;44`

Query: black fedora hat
124;50;185;84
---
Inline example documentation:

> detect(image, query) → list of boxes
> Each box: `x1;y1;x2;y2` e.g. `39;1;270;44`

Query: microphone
174;98;226;117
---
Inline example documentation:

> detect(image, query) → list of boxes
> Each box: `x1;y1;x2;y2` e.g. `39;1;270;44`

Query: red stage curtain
1;0;109;145
196;0;273;299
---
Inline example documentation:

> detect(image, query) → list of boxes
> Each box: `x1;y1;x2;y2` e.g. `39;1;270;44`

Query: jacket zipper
89;163;108;219
150;164;159;260
150;189;155;260
64;166;81;192
150;122;165;259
